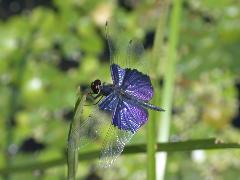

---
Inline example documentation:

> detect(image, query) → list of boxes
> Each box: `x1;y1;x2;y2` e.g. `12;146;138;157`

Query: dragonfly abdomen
122;92;164;112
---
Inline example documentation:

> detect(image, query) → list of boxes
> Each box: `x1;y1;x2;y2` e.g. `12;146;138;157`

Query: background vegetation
0;0;239;179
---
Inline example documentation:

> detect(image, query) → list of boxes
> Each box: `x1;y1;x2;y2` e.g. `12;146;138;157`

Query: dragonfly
74;23;164;168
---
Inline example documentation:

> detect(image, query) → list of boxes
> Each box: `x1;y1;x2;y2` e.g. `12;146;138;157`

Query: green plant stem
67;93;87;180
147;1;170;180
0;138;239;175
156;0;182;179
147;107;157;180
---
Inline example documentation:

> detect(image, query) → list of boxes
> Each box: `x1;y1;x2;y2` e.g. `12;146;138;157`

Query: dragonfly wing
122;68;154;101
110;64;126;87
99;97;148;167
99;92;119;113
72;108;110;150
99;125;134;168
105;23;148;73
125;39;149;73
112;99;148;133
105;23;153;101
105;22;124;67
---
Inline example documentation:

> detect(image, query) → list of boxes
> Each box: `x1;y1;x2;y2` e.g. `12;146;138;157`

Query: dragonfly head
91;79;101;94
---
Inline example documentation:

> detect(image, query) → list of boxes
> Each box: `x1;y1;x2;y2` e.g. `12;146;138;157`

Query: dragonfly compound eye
91;79;101;94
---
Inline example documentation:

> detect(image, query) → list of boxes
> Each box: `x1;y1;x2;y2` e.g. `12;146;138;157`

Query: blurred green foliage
0;0;239;179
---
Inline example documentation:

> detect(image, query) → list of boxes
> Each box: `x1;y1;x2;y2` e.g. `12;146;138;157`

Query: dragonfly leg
92;96;104;105
84;95;104;106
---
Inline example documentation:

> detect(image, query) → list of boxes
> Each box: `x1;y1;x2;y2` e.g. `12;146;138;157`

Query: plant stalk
156;0;182;179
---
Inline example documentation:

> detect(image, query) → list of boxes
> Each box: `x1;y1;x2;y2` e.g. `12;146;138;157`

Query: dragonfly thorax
101;84;114;96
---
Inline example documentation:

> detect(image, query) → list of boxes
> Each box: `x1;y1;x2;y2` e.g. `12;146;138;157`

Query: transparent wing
105;22;150;75
77;109;102;148
99;125;134;168
105;22;125;67
126;39;149;73
69;106;111;151
71;98;134;168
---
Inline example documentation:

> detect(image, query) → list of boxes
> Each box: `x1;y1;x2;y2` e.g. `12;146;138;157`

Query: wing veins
123;101;139;133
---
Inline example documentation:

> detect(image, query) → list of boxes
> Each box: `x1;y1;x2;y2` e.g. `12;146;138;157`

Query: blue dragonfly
75;23;164;167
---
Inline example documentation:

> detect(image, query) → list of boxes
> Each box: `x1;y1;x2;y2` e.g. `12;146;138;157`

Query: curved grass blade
68;91;116;177
67;93;87;180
